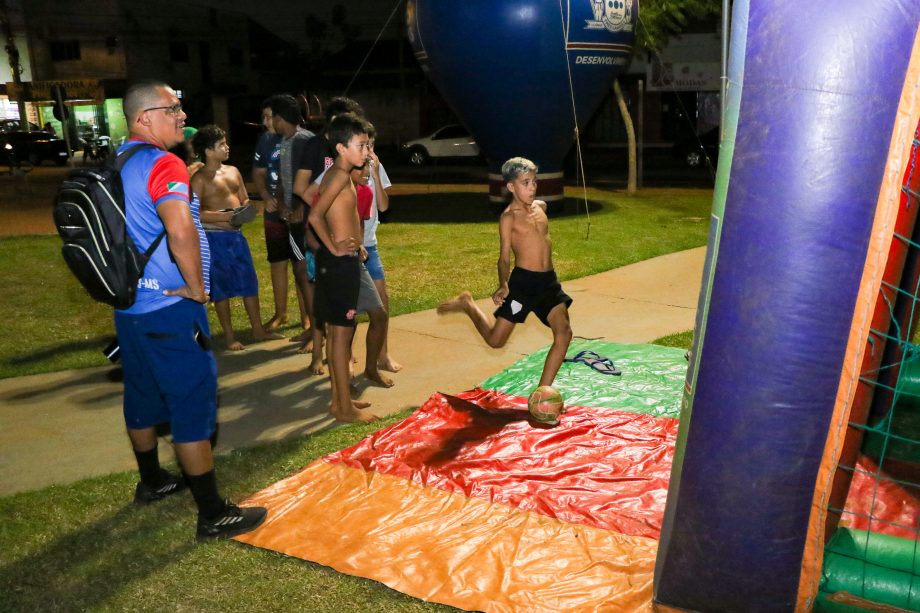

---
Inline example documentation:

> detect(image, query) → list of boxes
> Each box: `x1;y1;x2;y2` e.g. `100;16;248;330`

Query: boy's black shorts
314;245;361;328
494;267;572;326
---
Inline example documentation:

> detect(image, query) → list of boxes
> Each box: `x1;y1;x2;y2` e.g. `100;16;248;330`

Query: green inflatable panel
817;528;920;612
897;356;920;411
863;355;920;463
479;339;687;419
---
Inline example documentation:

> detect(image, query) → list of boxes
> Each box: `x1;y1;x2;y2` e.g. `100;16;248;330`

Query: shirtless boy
438;157;573;388
308;113;385;423
191;125;282;350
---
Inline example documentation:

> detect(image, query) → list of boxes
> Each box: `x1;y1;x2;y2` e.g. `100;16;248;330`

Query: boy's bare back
192;164;248;213
502;199;553;272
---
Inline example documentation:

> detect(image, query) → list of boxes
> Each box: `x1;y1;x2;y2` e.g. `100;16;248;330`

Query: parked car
0;130;70;166
0;119;41;134
401;124;480;166
672;128;720;168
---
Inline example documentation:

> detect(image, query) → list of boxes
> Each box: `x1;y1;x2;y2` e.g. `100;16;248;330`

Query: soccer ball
528;385;564;425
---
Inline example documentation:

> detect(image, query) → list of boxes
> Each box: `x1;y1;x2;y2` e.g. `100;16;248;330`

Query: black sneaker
196;501;267;539
134;470;187;505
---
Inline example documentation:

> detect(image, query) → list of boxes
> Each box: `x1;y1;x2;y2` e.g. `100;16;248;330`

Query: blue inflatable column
654;2;920;611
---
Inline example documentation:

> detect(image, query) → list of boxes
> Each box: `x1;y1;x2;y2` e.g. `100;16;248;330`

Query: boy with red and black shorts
253;98;308;336
267;94;323;365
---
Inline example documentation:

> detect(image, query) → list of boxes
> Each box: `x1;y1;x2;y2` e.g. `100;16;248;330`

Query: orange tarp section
236;390;677;611
237;462;657;612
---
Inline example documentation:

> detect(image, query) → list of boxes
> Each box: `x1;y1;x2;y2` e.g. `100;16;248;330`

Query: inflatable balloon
407;0;636;205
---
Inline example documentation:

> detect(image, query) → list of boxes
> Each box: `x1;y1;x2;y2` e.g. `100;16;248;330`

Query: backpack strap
143;229;167;259
113;141;156;171
115;142;167;258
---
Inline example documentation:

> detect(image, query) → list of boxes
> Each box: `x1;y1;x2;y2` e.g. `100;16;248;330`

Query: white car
401;124;480;166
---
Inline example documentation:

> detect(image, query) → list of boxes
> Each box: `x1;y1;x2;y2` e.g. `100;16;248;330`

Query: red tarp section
326;388;679;539
843;455;920;540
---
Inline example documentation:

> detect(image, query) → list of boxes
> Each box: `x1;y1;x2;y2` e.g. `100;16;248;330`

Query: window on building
169;42;189;62
228;47;243;66
49;40;81;61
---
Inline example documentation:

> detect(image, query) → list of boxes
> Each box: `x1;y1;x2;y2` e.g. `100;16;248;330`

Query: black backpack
53;144;167;309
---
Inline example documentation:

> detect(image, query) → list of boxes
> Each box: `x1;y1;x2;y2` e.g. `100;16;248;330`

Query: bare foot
263;314;287;331
225;339;245;351
353;400;371;409
437;291;473;314
364;369;394;388
289;328;311;343
377;357;403;373
253;330;285;342
295;340;314;355
330;403;379;423
308;357;325;376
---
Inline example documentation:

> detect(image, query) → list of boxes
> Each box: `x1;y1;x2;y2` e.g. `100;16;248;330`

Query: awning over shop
5;79;108;103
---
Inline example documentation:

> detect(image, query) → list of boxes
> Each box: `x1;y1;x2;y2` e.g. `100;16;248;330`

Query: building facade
2;0;255;149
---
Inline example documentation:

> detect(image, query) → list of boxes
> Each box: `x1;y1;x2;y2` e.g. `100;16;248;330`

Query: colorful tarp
236;341;684;611
233;339;920;609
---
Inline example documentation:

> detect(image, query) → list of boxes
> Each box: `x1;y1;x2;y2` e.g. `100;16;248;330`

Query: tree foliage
635;0;723;53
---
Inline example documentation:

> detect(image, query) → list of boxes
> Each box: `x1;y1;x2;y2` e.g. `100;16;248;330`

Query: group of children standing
177;96;398;423
179;95;574;424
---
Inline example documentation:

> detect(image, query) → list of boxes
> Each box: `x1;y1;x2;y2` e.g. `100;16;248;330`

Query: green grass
0;187;712;378
652;329;694;350
0;410;457;612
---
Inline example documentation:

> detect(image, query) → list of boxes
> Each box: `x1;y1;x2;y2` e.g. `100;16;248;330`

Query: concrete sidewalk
0;247;706;496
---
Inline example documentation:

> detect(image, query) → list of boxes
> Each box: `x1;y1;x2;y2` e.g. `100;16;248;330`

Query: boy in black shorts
308;113;382;423
438;157;573;388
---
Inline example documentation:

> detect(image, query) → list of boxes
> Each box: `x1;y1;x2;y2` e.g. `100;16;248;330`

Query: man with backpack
114;79;266;539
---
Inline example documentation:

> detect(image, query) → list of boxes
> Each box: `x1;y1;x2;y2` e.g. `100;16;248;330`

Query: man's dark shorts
264;211;308;263
314;245;361;328
115;299;217;443
494;267;573;326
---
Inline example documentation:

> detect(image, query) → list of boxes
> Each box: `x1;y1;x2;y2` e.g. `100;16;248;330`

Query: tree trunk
0;0;29;132
613;80;637;194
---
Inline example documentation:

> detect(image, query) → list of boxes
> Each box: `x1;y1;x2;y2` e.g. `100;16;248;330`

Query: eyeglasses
143;104;183;116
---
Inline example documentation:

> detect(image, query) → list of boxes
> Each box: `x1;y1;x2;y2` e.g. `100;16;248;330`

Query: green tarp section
479;339;687;419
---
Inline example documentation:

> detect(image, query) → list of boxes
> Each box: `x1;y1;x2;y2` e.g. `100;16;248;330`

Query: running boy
438;157;573;388
308;113;381;423
191;125;282;350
